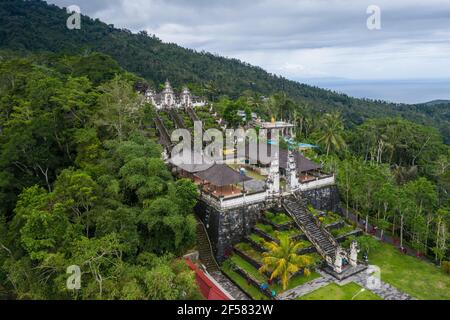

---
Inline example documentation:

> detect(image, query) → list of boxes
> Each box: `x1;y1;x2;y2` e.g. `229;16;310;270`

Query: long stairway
168;108;187;129
154;114;172;148
186;107;200;123
283;195;338;265
196;220;220;273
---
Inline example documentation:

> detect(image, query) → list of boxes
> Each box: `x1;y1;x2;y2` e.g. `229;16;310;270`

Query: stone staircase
196;219;220;273
168;108;187;129
283;195;338;266
154;114;172;148
186;107;200;123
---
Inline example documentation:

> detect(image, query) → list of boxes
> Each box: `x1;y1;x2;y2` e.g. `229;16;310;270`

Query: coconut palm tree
317;112;347;156
259;235;313;290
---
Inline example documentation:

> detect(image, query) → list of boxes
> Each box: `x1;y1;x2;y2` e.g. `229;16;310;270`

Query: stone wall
302;185;342;213
194;185;342;262
195;200;267;262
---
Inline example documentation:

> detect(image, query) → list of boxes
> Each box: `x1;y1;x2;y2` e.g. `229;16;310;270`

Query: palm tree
317;112;347;156
259;235;313;290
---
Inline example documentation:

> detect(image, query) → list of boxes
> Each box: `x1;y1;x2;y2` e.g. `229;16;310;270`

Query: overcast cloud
47;0;450;88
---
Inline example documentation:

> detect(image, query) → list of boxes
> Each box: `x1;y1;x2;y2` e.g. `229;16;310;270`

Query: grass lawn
369;242;450;300
298;282;382;300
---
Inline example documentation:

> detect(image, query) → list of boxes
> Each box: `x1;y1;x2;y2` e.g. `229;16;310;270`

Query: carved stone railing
283;196;338;267
299;175;335;192
201;190;267;210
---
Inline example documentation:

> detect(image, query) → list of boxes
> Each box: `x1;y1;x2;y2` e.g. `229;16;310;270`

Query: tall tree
259;235;313;290
317;112;347;156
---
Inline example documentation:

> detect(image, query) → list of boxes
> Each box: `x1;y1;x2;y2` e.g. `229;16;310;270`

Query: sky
47;0;450;103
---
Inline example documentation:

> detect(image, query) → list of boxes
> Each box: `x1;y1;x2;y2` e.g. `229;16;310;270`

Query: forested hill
0;0;448;140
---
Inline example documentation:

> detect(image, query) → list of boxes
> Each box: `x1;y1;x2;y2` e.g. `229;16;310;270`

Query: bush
442;261;450;274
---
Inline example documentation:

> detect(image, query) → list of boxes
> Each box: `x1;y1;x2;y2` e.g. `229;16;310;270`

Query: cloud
47;0;450;81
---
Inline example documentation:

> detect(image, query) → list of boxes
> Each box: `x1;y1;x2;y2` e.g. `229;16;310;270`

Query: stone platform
322;264;368;281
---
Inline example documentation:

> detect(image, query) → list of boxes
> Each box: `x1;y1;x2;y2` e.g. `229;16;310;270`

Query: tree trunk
400;214;404;248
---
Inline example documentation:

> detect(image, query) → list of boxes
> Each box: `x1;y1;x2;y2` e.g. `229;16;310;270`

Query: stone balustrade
299;175;336;192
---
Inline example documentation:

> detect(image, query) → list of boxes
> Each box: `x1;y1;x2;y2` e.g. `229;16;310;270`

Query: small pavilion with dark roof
195;164;252;197
169;152;215;183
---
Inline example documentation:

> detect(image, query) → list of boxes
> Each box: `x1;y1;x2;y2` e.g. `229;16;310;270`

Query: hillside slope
0;0;448;141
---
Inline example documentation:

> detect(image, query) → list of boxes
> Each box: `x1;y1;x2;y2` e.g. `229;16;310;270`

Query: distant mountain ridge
423;100;450;106
0;0;448;142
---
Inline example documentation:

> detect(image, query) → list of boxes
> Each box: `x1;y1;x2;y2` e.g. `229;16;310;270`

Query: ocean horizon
297;78;450;105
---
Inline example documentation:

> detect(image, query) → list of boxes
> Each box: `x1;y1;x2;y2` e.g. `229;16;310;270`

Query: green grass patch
229;255;266;282
264;211;293;225
298;282;382;300
249;233;267;247
369;242;450;300
255;223;300;239
331;225;355;238
221;260;268;300
309;207;342;226
235;242;263;263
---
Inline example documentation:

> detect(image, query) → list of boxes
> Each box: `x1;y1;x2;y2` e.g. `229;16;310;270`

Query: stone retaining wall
195;199;267;262
302;185;342;213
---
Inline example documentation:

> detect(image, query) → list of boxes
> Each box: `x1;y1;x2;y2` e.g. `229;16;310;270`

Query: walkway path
278;269;415;300
346;270;415;300
278;271;335;300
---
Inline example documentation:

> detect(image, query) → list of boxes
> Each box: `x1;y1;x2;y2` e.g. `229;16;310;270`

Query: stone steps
186;107;200;123
154;114;172;148
283;195;338;264
168;108;186;129
196;220;220;273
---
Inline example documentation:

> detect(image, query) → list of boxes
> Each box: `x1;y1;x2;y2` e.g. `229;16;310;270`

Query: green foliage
0;0;448;142
259;235;313;290
0;0;448;299
0;55;200;300
442;261;450;274
345;235;381;257
315;112;347;156
349;118;447;175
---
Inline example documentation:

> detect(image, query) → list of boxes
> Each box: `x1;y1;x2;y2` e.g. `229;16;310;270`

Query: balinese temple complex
148;83;362;278
145;80;206;109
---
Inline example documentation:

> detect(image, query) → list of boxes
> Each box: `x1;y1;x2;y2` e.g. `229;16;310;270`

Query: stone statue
286;149;300;192
266;154;280;196
349;241;359;267
333;246;348;274
161;149;169;163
